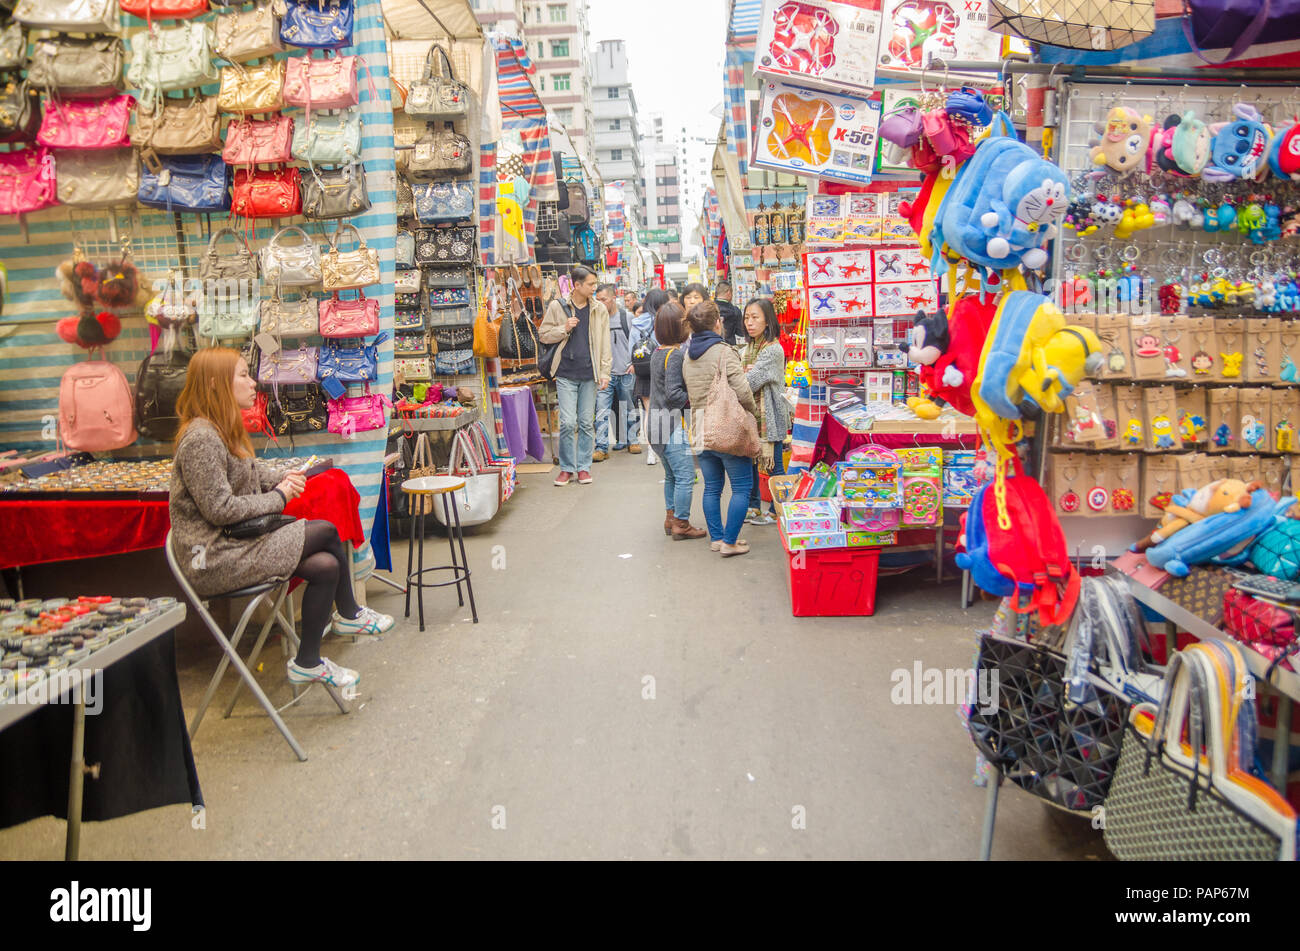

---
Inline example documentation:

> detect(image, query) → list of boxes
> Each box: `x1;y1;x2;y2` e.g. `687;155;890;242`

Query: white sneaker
646;446;657;465
287;657;360;689
331;606;395;636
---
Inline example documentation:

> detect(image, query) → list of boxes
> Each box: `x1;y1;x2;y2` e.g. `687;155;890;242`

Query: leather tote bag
291;109;361;164
433;429;500;528
258;343;319;385
217;60;284;114
134;343;191;441
0;146;58;215
472;296;500;358
0;82;41;145
301;163;370;220
326;383;389;435
321;221;379;290
413;179;474;224
200;227;258;284
690;357;760;458
197;298;258;340
134;93;222;154
223;114;294;165
282;52;361;113
258;296;319;336
280;0;353;49
267;384;328;436
215;1;283;63
319;289;379;337
405;127;472;181
14;0;119;32
55;147;138;208
232;165;302;218
137;153;230;213
37;94;133;149
127;22;218;113
404;43;469;121
317;332;388;384
26;37;124;98
260;225;321;288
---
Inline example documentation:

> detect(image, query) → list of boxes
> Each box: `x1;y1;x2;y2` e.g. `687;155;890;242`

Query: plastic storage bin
779;520;881;617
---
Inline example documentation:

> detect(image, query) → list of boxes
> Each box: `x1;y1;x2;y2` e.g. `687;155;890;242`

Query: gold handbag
321;221;379;291
217;60;284;115
133;94;222;154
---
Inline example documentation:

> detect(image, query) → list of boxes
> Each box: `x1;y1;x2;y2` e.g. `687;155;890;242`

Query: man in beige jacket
538;265;612;485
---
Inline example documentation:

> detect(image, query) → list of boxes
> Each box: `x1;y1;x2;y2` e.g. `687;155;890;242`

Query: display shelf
396;408;479;432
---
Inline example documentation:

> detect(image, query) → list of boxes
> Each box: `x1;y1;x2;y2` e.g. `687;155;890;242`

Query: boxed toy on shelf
751;79;882;185
754;0;883;95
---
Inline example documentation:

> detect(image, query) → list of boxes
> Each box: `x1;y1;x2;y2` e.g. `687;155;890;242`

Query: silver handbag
404;127;472;182
259;225;321;289
321;222;379;291
13;0;119;32
26;37;124;98
55;147;138;208
404;44;469;121
0;24;26;72
200;227;258;285
215;1;284;63
301;163;370;220
259;296;319;336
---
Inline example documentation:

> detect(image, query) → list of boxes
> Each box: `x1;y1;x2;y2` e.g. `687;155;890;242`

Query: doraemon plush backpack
931;112;1070;280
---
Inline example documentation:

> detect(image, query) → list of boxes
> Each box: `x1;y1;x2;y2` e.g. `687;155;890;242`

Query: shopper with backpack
741;298;789;525
647;301;705;540
632;288;670;464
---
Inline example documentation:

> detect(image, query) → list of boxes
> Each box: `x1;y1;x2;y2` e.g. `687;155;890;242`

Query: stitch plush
1091;107;1152;174
1203;103;1272;182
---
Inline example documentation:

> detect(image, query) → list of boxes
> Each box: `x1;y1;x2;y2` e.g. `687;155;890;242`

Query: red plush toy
906;293;996;418
56;310;122;348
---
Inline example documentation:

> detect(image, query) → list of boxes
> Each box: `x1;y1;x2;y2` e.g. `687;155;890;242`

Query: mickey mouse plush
906;296;997;419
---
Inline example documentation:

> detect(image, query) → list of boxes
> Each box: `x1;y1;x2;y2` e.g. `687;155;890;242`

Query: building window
548;3;566;22
556;107;573;125
553;73;571;91
610;118;620;130
550;39;569;57
537;74;545;91
611;149;622;161
607;86;619;99
536;41;544;60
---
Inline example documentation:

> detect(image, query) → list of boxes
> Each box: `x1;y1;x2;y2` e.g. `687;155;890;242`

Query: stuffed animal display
906;294;996;419
1090;107;1153;175
1135;478;1261;551
1202;103;1272;182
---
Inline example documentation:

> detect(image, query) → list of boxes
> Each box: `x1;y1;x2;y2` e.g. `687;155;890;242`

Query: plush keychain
1114;199;1156;239
1091;107;1153;175
1202;103;1272;182
1269;121;1300;182
1149;111;1212;177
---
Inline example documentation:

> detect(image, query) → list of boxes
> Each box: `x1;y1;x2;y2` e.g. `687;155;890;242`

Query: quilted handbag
26;37;124;98
317;331;388;383
282;52;360;113
37;94;133;149
258;343;319;385
267;384;328;436
327;383;389;435
14;0;119;32
434;348;475;376
431;325;472;351
258;296;319;336
404;43;469;121
301;163;369;220
290;109;361;164
424;266;469;288
200;228;258;284
395;357;431;381
427;286;469;307
126;22;218;113
232;165;301;218
215;1;283;63
394;267;421;293
394;331;428;355
197;298;257;339
396;230;415;268
405;128;472;181
217;60;284;114
988;0;1153;51
222;114;294;165
0;24;26;71
120;0;208;18
260;225;321;288
280;0;352;49
0;82;40;145
416;226;475;265
0;146;58;216
137;153;229;213
413;179;474;224
395;175;413;218
472;299;499;359
319;289;378;337
134;94;222;154
394;307;425;331
427;305;472;328
55;147;138;208
321;221;379;290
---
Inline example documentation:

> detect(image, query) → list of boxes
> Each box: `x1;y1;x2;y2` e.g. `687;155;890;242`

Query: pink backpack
59;351;138;451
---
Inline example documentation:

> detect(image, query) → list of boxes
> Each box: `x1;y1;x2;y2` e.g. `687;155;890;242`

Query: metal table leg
978;768;1003;861
65;698;98;861
935;523;944;584
1272;693;1293;792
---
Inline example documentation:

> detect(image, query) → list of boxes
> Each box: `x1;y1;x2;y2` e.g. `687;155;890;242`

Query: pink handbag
223;115;294;166
37;95;135;150
327;383;390;435
0;146;58;215
319;289;379;337
282;53;362;116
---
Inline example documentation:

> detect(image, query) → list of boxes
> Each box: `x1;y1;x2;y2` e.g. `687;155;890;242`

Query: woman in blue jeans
678;300;759;556
647;301;705;539
741;298;789;525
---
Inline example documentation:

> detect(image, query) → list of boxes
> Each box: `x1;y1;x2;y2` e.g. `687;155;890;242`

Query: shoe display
331;606;395;637
577;470;593;484
287;657;360;689
628;444;643;454
554;471;573;486
592;450;609;462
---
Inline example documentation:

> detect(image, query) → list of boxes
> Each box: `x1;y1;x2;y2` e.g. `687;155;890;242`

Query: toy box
874;347;907;369
755;0;883;96
874;280;937;316
804;249;872;287
782;498;844;534
876;0;1002;72
785;530;850;550
808;325;843;367
808;283;874;321
843;192;884;243
751;79;882;186
794;462;839;498
873;247;930;283
865;369;894;403
896;447;942;471
846;530;897;546
880;191;920;241
841;324;873;366
901;472;943;525
844;505;902;532
942;465;979;507
836;460;901;506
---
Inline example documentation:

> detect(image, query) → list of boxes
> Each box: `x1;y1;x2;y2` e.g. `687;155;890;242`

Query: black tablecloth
0;632;203;827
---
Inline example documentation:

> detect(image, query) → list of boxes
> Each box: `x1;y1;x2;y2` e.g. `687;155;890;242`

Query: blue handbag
316;330;389;383
280;0;353;50
138;154;230;213
434;348;475;376
413;180;474;224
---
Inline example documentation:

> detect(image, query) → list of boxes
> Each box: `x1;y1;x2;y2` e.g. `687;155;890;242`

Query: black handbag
134;345;191;441
267;384;328;436
415;225;476;265
223;513;296;539
431;325;472;350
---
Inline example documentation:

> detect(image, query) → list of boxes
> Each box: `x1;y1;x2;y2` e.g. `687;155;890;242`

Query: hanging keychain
1056;458;1083;514
1085;457;1110;514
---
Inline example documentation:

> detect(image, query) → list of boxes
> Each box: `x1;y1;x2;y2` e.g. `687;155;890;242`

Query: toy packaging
837;459;901;506
942;462;979;507
804;249;872;287
785;530;850;550
755;0;883;96
808;283;875;320
901;472;942;526
896;446;942;471
846;530;896;547
877;0;1002;72
874;280;937;316
781;498;844;534
751;79;882;186
872;247;930;283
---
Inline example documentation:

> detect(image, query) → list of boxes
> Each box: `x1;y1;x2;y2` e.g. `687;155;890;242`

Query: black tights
293;520;361;668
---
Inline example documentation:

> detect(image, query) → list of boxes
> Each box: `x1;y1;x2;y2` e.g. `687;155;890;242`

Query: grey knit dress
169;418;307;597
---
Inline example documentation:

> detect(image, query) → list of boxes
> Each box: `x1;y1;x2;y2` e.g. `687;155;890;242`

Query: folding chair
165;530;348;762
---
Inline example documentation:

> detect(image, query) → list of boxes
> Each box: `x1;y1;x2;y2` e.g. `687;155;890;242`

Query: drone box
804;248;872;287
874;280;937;316
876;0;1002;73
751;78;882;186
872;247;929;283
755;0;883;96
808;282;875;320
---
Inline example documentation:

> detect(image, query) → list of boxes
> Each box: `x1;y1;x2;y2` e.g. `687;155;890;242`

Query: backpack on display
574;224;598;263
59;349;138;451
134;344;190;440
566;181;588;223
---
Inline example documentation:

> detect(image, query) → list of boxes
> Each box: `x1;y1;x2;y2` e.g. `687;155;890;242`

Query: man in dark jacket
715;281;744;344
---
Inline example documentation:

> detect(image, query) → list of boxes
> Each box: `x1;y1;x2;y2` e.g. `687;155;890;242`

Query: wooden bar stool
401;475;479;631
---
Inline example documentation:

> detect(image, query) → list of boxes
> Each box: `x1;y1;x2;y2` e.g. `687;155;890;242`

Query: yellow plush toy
1135;479;1261;551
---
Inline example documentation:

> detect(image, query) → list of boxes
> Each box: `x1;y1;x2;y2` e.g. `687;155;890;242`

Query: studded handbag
290;109;361;164
200;228;258;285
282;52;361;114
394;267;421;293
258;296;319;336
427;305;473;328
26;37;125;98
0;146;58;215
434;348;475;376
301;163;370;220
394;307;425;331
319;289;379;337
394;330;428;355
120;0;208;19
196;298;258;340
413;179;474;224
55;147;138;208
223;114;294;166
415;226;476;265
279;0;353;50
37;94;134;149
259;225;321;288
137;153;230;213
424;267;469;288
431;325;473;351
134;94;222;154
0;24;26;71
14;0;119;32
217;60;285;114
126;22;218;114
267;384;328;436
404;43;469;121
317;331;389;383
395;357;431;381
258;343;319;385
321;221;379;290
232;165;302;219
215;1;283;63
404;127;472;181
326;383;389;435
0;80;40;144
427;286;469;307
396;230;415;268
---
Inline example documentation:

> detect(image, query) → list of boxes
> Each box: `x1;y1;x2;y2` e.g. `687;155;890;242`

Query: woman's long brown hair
175;347;255;459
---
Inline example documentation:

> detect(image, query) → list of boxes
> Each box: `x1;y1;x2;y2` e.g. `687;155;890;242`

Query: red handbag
319;290;379;337
241;389;278;442
119;0;208;18
231;166;301;219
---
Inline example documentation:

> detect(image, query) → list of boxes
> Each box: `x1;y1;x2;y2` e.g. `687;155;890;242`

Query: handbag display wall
200;227;258;284
127;22;218;112
280;0;353;49
321;222;379;289
290;109;361;164
215;1;284;63
223;114;294;165
55;147;139;208
413;179;473;224
405;127;472;180
26;37;125;97
301;163;370;219
137;153;230;213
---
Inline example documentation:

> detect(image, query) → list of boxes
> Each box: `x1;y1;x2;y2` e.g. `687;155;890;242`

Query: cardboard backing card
1207;386;1239;454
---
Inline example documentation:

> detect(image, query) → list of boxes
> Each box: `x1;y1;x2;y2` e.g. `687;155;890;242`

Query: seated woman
169;347;393;691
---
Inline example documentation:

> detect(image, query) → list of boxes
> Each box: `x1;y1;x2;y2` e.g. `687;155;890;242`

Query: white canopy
380;0;482;40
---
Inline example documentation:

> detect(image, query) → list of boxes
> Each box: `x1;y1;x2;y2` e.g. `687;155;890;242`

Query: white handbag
259;225;322;289
434;429;500;528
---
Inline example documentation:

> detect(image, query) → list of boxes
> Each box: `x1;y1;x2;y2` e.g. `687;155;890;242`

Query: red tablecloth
812;414;981;467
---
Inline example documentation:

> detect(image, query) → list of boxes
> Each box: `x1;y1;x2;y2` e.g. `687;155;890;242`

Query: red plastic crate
780;522;880;617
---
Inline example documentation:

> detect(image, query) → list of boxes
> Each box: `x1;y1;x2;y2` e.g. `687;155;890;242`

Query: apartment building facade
639;128;682;265
591;39;644;228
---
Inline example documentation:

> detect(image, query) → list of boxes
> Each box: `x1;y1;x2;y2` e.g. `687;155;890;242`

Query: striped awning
724;43;754;175
728;0;763;43
492;32;546;119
